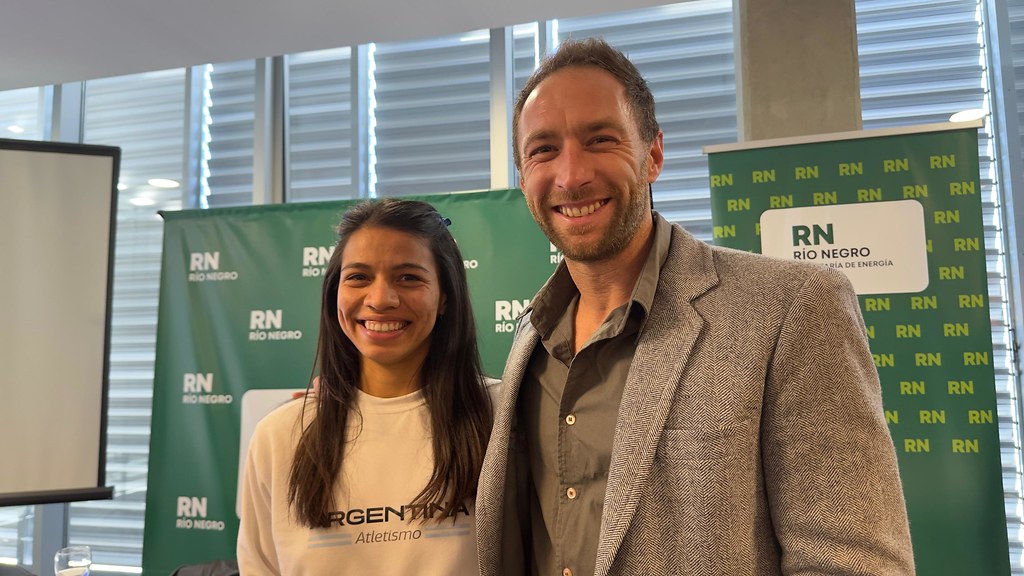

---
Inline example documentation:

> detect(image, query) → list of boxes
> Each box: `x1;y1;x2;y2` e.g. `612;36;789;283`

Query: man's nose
554;143;594;191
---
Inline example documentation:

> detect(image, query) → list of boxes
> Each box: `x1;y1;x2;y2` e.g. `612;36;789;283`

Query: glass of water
54;545;91;576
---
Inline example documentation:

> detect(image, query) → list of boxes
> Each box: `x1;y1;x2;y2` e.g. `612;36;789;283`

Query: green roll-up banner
142;189;555;574
706;122;1010;575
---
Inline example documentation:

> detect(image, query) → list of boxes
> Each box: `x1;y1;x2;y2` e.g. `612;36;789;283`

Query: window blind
204;60;256;208
75;68;187;572
286;47;356;202
0;88;43;141
370;32;491;196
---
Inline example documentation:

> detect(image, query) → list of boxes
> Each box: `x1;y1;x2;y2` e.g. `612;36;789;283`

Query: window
76;68;186;572
204;60;256;208
370;31;491;196
0;87;44;141
286;47;357;202
0;505;30;566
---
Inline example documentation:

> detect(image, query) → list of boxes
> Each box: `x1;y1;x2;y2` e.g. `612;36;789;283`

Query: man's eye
527;145;555;158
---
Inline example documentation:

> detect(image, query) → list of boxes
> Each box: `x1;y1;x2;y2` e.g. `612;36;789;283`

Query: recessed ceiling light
117;183;128;191
7;125;24;134
949;109;986;122
129;197;156;207
148;178;180;188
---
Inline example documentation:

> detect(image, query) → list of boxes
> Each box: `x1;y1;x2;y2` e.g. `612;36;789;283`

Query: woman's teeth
364;320;405;332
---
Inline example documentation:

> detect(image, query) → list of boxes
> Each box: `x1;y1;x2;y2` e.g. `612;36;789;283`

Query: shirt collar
529;212;672;338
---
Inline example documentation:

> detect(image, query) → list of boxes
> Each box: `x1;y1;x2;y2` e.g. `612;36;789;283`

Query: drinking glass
54;545;91;576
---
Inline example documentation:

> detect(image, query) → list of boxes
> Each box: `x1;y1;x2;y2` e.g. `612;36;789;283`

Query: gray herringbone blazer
476;221;915;576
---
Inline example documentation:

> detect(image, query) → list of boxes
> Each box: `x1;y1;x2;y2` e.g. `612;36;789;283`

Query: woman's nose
366;280;399;310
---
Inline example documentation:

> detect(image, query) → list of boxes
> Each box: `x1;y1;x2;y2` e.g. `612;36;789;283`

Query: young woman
237;199;495;574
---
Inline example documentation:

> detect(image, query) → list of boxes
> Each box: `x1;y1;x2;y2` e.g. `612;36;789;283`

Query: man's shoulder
675;222;819;267
664;222;850;296
712;242;822;275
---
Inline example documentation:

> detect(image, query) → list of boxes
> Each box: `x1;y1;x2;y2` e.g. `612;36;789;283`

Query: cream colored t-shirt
238;386;491;575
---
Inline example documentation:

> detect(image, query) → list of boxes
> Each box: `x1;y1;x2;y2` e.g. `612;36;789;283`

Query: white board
0;139;118;505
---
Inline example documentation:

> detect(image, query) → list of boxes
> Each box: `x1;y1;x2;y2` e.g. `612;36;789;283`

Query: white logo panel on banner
759;199;929;295
235;388;305;518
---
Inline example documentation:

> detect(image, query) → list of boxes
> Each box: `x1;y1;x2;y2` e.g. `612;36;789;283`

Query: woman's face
336;226;446;381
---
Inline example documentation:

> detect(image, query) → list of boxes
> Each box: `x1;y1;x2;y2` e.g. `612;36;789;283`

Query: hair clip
440;215;452;228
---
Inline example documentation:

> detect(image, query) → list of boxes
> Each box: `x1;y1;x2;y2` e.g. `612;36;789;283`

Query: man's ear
646;131;665;183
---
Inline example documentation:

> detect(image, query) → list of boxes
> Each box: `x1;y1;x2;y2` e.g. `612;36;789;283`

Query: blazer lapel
476;315;539;576
594;225;719;576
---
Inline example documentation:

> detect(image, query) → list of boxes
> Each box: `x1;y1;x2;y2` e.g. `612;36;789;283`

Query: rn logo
181;372;233;405
495;299;529;333
188;251;238;283
550;242;563;265
793;224;834;246
249;309;303;341
302;246;332;278
792;224;832;261
791;224;870;261
175;496;225;531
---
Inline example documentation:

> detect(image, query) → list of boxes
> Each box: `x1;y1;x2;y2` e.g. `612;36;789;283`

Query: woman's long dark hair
287;198;492;528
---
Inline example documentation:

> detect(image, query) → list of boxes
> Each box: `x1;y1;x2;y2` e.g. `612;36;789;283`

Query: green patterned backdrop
142;189;555;574
707;124;1010;575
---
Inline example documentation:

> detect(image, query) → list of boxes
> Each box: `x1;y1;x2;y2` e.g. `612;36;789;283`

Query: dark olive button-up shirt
519;215;670;576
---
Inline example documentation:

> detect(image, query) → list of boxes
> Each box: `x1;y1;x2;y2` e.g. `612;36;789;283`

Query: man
475;38;914;576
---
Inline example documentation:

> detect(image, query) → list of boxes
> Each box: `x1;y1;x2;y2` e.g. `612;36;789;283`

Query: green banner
142;189;555;574
707;124;1009;575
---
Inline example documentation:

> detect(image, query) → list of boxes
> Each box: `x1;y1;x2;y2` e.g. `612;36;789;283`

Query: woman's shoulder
251;395;313;440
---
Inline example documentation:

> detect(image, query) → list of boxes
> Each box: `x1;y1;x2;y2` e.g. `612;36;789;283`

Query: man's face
516;66;663;263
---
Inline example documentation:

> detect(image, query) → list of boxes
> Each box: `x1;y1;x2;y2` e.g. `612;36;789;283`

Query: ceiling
0;0;671;92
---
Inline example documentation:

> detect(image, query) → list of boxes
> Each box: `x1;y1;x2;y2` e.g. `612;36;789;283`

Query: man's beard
534;168;650;263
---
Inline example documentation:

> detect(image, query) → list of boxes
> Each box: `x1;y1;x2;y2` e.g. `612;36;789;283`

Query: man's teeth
364;321;405;332
559;200;603;218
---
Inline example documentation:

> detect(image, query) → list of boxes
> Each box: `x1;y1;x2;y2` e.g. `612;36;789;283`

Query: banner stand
705;120;1010;575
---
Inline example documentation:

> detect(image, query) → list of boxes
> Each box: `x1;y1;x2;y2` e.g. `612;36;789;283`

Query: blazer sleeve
761;267;915;575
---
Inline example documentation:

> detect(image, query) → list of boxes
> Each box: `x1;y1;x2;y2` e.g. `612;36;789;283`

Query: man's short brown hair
512;37;660;169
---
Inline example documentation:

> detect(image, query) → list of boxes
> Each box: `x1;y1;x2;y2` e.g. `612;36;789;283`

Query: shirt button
563;569;572;576
566;487;577;499
565;414;576;425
